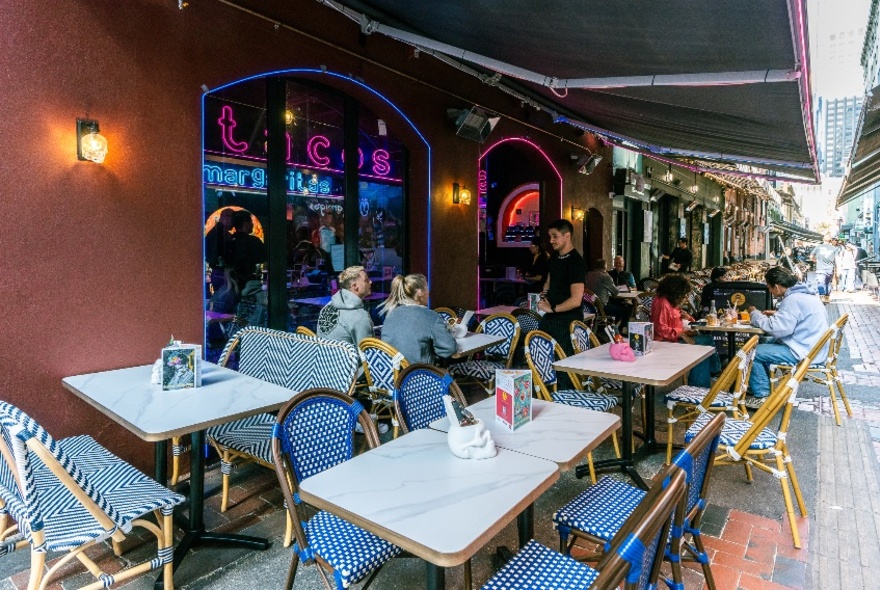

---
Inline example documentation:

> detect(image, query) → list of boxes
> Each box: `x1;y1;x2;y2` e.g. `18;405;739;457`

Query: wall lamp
570;206;585;221
452;182;471;205
685;201;699;212
76;119;108;163
708;208;721;217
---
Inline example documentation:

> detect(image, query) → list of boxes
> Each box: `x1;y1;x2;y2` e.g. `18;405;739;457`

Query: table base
153;431;272;590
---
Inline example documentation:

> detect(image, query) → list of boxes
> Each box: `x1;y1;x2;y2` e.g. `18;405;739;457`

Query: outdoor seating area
5;278;878;590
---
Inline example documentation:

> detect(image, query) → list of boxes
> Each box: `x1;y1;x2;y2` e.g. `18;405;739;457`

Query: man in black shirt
538;219;586;382
662;237;693;274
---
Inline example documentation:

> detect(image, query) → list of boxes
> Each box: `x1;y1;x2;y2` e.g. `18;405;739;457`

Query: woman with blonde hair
380;274;457;364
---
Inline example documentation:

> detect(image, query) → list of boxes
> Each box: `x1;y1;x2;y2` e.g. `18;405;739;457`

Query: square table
452;332;506;358
63;363;297;584
298;428;558;590
553;341;714;488
429;398;619;473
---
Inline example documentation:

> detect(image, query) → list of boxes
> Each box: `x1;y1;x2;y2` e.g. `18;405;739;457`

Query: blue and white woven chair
481;468;686;590
0;401;184;590
553;412;726;590
685;329;834;550
449;313;520;395
433;307;458;325
205;327;360;546
524;330;621;482
394;364;468;434
358;338;409;438
664;335;758;463
272;389;401;590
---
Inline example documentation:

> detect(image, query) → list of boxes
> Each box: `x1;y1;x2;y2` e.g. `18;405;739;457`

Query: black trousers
539;311;580;390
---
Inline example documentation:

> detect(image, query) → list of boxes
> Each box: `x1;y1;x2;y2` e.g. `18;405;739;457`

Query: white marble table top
475;305;517;316
553;341;715;386
691;322;765;335
429;398;619;472
298;428;559;567
610;290;642;300
63;363;297;441
453;332;506;358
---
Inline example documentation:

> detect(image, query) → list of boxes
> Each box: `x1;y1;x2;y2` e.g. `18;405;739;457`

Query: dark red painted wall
0;0;612;471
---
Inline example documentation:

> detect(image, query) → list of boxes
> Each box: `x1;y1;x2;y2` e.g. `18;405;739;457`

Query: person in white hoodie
746;266;829;402
317;266;374;346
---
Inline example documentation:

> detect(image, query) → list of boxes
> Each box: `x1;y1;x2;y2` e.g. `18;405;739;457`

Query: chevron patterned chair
358;338;409;438
553;413;725;590
394;364;468;434
449;313;520;395
205;327;360;547
770;314;852;426
433;307;458;325
0;401;185;590
685;326;835;549
481;467;686;590
664;335;758;463
524;330;621;482
272;389;402;590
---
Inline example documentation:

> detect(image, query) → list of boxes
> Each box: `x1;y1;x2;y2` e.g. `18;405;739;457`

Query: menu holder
161;342;202;390
495;369;532;431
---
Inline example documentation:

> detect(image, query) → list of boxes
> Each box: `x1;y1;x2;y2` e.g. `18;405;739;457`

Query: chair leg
611;431;620;459
284;550;300;590
162;512;175;590
666;404;677;465
834;369;853;418
464;558;472;590
825;374;842;426
220;450;232;512
774;454;802;548
586;452;596;484
171;436;181;485
27;549;46;590
284;512;293;548
783;448;807;516
692;533;717;590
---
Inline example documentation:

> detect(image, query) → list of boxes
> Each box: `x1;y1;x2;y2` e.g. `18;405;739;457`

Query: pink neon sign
217;105;393;178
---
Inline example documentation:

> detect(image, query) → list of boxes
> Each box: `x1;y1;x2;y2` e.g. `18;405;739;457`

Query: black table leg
426;562;445;590
155;430;272;589
154;440;167;486
578;381;650;490
517;503;534;548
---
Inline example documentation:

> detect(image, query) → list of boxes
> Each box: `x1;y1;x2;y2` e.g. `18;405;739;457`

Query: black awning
769;221;823;243
838;85;880;206
326;0;818;181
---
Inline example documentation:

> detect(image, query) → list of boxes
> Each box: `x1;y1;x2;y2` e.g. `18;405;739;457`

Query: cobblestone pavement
3;288;879;590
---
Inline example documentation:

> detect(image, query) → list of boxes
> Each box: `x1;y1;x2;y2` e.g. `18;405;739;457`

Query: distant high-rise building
818;95;863;177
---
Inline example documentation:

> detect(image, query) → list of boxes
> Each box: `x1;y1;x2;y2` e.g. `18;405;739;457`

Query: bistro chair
684;326;835;548
639;277;659;292
583;289;616;337
358;338;409;438
553;413;725;590
434;307;458;325
394;364;468;434
771;314;852;426
272;389;402;590
524;330;620;481
449;313;520;395
206;327;360;543
0;401;185;590
295;325;317;337
481;468;686;590
664;335;758;462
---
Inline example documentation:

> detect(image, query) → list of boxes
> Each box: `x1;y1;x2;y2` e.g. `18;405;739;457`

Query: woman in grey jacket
379;274;457;364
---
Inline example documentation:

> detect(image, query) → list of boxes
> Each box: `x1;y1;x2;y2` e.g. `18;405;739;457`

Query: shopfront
202;76;413;356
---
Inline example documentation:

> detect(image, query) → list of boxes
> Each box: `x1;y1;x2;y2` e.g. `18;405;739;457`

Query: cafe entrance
477;138;563;307
201;74;421;359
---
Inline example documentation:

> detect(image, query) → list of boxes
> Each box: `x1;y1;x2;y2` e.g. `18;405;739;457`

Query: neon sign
214;104;396;179
204;161;340;197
